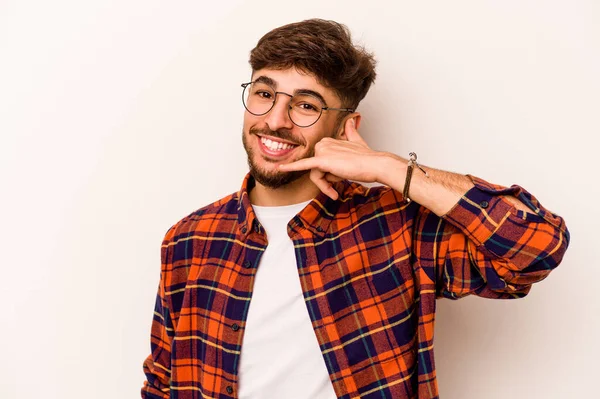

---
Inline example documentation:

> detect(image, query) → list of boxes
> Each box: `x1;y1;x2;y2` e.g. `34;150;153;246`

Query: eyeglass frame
241;81;355;128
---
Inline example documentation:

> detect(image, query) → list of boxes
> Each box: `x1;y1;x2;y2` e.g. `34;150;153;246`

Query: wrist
377;152;408;190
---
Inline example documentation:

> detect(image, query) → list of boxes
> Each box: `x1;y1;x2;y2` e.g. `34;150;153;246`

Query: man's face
242;67;345;189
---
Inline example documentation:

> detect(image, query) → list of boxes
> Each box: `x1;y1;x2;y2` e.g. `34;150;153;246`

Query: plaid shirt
141;172;569;399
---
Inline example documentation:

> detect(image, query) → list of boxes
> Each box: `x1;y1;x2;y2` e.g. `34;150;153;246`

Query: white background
1;1;597;398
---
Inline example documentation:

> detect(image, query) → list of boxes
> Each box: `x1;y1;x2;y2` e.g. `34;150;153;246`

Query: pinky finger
324;173;343;183
310;170;339;200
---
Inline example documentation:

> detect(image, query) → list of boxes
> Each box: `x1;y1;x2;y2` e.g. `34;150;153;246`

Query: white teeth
260;137;296;152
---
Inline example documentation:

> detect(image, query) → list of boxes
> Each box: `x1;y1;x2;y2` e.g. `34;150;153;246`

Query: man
141;19;569;399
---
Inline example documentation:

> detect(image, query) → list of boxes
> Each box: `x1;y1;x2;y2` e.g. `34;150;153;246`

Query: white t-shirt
237;200;338;399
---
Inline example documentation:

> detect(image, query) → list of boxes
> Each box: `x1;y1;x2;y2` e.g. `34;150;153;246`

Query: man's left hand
278;118;388;200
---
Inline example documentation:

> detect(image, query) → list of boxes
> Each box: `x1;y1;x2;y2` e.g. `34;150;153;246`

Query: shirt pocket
342;263;417;367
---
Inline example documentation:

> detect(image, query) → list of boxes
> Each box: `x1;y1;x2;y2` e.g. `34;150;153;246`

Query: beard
242;126;313;189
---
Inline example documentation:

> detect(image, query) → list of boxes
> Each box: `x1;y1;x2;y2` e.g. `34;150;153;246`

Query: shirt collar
236;172;348;240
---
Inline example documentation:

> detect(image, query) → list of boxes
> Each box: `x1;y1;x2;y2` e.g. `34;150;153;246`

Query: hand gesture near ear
279;118;386;200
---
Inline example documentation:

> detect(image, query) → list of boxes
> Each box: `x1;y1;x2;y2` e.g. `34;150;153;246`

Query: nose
263;93;294;132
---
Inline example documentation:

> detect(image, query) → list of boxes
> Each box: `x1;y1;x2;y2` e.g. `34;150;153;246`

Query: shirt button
254;224;260;233
241;226;247;234
316;226;324;233
231;323;239;331
480;200;489;209
226;386;233;394
243;260;252;268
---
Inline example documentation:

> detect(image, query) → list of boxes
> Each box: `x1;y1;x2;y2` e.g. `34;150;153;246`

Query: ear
337;113;362;140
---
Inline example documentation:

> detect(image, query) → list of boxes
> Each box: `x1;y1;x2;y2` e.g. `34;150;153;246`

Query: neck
249;174;320;206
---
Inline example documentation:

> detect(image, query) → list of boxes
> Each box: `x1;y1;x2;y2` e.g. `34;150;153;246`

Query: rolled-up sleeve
415;174;570;300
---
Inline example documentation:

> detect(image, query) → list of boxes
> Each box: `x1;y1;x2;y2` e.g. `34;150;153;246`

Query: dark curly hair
249;19;377;111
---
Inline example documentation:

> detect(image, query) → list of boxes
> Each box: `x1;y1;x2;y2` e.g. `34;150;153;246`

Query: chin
242;127;310;189
247;156;308;189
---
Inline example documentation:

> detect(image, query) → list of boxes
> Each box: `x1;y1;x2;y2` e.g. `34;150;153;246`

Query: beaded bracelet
402;152;429;202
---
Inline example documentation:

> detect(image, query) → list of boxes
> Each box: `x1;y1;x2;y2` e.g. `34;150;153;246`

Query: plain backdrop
1;1;598;398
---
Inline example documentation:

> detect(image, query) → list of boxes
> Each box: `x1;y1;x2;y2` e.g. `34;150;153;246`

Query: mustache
249;126;304;146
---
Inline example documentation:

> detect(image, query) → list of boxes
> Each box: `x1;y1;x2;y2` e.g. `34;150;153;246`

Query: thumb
344;118;367;146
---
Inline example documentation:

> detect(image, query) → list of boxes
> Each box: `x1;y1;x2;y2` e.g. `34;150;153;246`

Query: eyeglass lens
242;82;323;127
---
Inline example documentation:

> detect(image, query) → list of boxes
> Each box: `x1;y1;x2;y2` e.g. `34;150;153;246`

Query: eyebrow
254;75;277;88
253;75;329;106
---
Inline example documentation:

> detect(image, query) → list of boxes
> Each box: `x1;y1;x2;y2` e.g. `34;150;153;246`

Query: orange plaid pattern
142;172;569;398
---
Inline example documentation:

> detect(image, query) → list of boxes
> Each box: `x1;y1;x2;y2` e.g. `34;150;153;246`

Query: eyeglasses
241;81;355;128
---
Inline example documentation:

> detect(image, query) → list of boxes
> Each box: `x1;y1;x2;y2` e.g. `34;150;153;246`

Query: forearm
374;151;569;299
377;152;531;216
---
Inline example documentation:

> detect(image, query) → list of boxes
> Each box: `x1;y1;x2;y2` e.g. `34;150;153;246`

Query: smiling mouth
257;135;300;157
